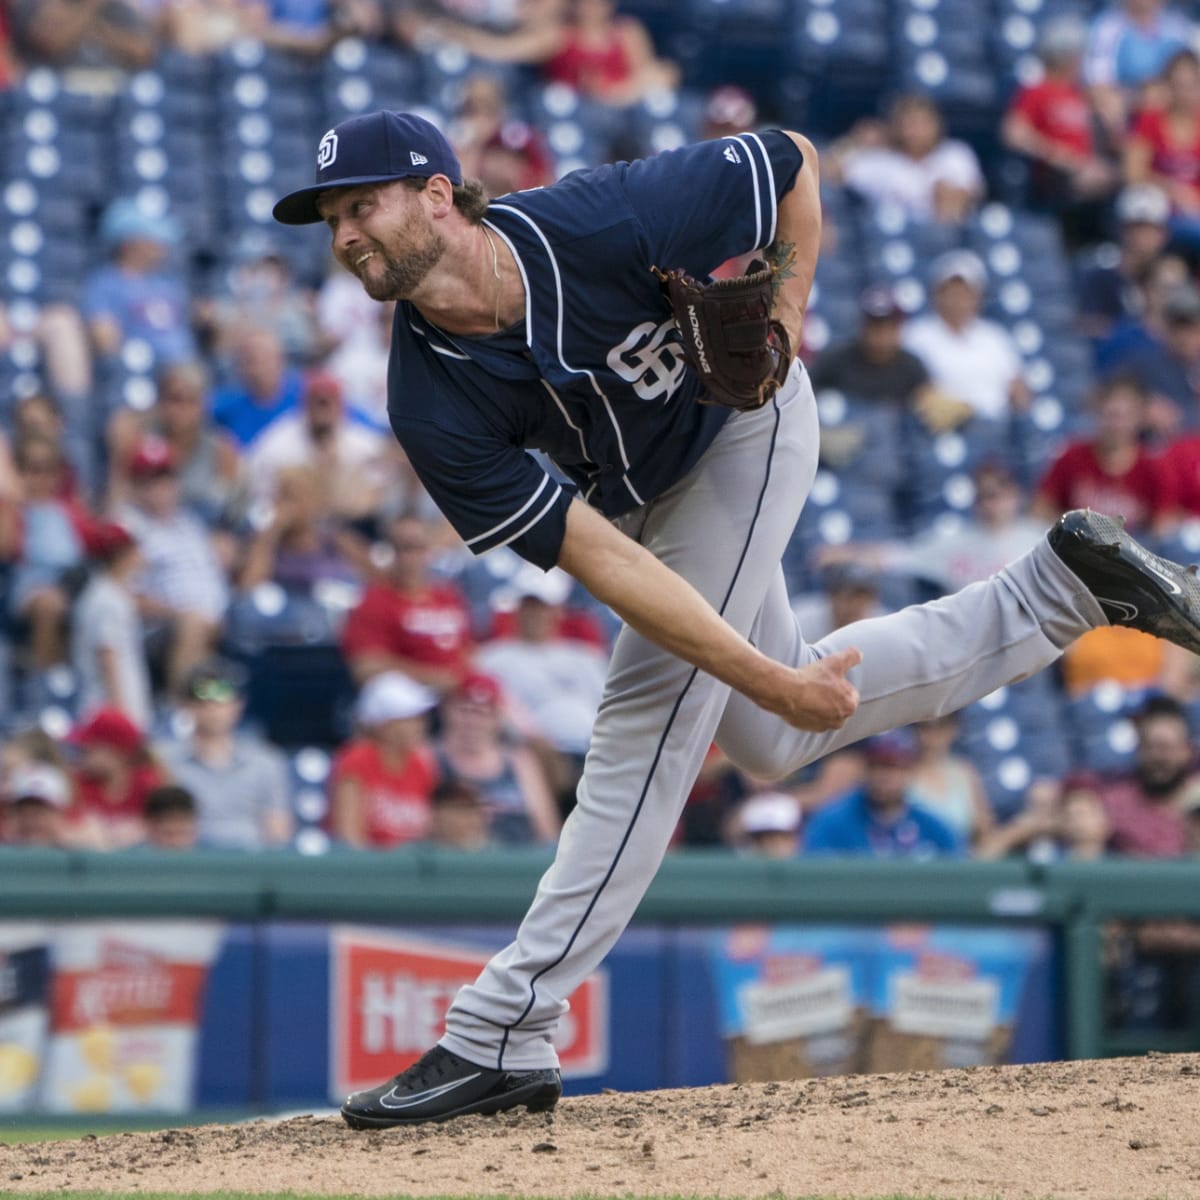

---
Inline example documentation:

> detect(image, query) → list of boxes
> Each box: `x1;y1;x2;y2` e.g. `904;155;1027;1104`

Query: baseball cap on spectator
1116;183;1170;227
6;763;71;809
863;727;919;766
69;709;144;756
483;120;552;179
1038;14;1087;65
357;671;437;725
100;198;181;248
88;521;137;564
304;368;343;403
740;791;801;836
513;564;572;606
823;561;880;593
451;672;503;709
1165;284;1200;326
233;229;287;264
704;85;757;134
273;111;464;226
859;285;905;321
185;657;248;704
129;436;176;479
930;249;987;291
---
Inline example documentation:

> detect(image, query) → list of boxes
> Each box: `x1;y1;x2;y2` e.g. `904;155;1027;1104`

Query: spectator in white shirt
835;94;985;225
71;520;153;729
246;368;393;522
113;437;229;696
903;251;1031;423
816;461;1048;596
476;565;608;809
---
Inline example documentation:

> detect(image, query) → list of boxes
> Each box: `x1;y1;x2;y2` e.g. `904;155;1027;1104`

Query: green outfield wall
4;847;1199;1061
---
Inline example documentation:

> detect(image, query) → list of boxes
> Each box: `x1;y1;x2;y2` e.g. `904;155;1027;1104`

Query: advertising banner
865;926;1050;1073
329;926;608;1100
40;922;224;1113
709;926;877;1081
707;924;1054;1084
0;916;1056;1115
0;923;51;1113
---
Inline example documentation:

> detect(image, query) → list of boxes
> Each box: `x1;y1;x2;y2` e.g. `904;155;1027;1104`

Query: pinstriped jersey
387;130;805;569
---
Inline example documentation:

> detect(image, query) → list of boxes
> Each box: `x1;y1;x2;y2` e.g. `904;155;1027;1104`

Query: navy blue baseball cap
272;110;463;226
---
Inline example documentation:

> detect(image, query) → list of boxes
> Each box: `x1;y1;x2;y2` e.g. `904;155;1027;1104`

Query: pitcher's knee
719;736;814;781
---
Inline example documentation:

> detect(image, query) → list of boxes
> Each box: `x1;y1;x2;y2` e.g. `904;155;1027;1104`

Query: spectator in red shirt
340;515;472;691
1126;48;1200;245
1032;374;1176;534
0;4;18;90
66;708;163;849
1097;695;1197;857
1159;417;1200;513
330;671;440;849
1002;15;1117;244
543;0;678;107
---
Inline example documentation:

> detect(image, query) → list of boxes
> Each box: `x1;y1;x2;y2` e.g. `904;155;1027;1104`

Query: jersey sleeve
395;414;572;571
619;129;805;275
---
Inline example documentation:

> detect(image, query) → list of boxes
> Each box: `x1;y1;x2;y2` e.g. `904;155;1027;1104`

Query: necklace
482;225;501;331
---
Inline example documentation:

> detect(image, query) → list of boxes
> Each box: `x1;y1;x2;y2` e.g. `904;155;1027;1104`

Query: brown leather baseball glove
651;258;793;411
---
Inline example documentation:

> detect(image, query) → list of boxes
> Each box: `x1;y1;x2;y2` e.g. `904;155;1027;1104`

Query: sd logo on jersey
606;319;686;402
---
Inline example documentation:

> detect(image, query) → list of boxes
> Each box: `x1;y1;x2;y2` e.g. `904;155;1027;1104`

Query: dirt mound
3;1054;1199;1198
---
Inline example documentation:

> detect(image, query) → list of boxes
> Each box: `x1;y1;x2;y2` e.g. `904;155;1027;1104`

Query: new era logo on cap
272;111;464;226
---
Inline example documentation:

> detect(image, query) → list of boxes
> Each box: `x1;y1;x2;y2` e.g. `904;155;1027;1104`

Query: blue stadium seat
686;0;793;90
322;39;420;120
289;746;333;837
1063;682;1145;773
234;643;356;750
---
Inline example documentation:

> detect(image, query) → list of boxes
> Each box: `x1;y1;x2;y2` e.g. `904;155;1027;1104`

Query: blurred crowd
6;0;1200;866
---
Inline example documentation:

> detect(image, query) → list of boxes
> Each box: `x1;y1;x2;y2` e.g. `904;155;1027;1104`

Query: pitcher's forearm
557;499;786;704
558;499;860;731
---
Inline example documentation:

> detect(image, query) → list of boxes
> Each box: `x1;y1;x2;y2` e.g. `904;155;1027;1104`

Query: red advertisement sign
52;940;207;1031
330;927;608;1099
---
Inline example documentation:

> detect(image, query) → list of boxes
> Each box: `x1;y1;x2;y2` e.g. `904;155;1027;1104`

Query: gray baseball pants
440;364;1105;1071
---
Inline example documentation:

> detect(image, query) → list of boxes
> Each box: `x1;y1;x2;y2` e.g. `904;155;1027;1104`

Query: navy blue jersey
388;130;805;569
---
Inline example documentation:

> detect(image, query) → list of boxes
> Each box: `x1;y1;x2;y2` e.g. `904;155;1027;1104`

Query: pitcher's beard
362;235;446;301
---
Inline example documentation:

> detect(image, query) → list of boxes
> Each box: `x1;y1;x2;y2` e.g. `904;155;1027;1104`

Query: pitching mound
3;1054;1199;1199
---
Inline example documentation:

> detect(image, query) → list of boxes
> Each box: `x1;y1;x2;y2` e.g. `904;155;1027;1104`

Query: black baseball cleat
1049;509;1200;655
340;1045;562;1129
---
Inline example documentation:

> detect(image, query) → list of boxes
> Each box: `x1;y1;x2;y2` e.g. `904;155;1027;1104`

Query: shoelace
389;1046;458;1090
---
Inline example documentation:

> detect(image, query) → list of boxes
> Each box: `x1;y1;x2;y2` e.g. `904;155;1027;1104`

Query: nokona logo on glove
685;304;712;376
651;261;791;411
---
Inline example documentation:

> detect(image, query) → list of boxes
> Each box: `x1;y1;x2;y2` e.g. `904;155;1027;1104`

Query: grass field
1;1127;144;1145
